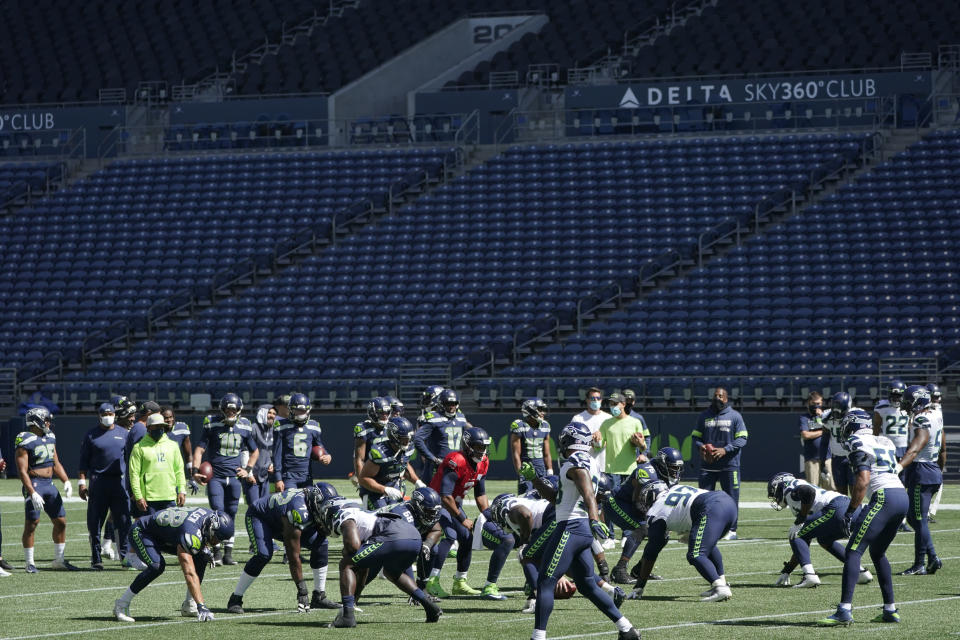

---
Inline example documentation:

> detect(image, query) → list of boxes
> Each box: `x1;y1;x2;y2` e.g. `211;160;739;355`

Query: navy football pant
533;519;623;633
243;480;270;506
480;520;515;583
906;482;940;564
698;469;739;531
603;494;647;561
86;475;130;562
687;492;736;583
23;479;65;520
789;496;853;566
129;523;208;594
433;508;473;574
842;487;908;605
207;476;243;519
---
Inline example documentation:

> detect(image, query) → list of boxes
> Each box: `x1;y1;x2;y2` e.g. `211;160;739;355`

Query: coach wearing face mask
78;403;132;570
691;387;748;540
128;413;186;516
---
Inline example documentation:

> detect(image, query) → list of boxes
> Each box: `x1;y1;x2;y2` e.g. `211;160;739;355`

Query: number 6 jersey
646;484;708;533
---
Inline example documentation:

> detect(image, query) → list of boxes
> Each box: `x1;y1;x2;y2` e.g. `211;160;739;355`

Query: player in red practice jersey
424;427;491;598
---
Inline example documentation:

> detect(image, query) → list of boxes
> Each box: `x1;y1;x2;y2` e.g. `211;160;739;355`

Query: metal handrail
493;107;518;152
454;109;481;147
512;315;560;363
81;320;131;366
576;283;622;333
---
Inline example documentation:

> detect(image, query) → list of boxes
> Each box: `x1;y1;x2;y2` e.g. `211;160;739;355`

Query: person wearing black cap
78;403;132;570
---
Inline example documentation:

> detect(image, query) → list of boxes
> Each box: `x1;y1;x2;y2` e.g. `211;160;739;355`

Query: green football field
0;478;957;640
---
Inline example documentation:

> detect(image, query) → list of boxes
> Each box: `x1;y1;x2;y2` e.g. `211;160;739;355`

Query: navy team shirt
15;431;57;471
78;425;129;476
272;417;324;484
196;416;258;478
136;506;214;555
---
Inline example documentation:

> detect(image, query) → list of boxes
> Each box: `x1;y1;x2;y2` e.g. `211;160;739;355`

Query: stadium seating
44;133;862;406
0;0;319;103
0;148;452;383
628;0;960;77
497;129;960;408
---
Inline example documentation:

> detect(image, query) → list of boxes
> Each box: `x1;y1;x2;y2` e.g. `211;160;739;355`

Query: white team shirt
824;407;863;457
574;409;612;471
909;409;943;464
645;484;708;534
504;496;551;534
844;431;904;494
784;479;843;516
341;508;377;543
555;451;599;522
874;400;909;449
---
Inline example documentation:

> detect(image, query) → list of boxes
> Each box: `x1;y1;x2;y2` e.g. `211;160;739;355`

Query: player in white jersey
897;385;945;575
925;384;945;522
767;473;872;588
818;409;908;626
528;422;639;640
823;392;863;495
872;380;909;457
627;480;737;603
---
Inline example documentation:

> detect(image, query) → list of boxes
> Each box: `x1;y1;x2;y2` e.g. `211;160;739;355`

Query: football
311;445;323;461
554;576;577;599
701;443;716;460
198;461;214;483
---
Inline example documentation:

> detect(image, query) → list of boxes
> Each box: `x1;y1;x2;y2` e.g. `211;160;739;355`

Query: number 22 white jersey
874;400;909;449
645;484;708;533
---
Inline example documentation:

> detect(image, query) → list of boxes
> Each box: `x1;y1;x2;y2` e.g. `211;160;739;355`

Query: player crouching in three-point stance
767;472;872;588
628;481;736;603
817;408;908;626
114;507;234;622
530;421;640;640
318;497;443;628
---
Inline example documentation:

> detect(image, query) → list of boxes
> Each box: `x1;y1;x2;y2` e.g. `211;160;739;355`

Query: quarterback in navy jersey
272;393;329;491
114;507;233;623
415;389;469;481
15;407;77;572
192;393;259;565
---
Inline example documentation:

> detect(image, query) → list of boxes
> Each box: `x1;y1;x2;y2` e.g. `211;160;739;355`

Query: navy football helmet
314;481;340;502
888;379;906;405
903;385;932;415
384;395;404;417
114;397;137;421
766;471;796;511
202;511;234;544
318;498;352;536
558;421;592;455
830;391;852;420
25;406;52;435
521;398;548;424
437;389;459;418
289;392;311;425
926;382;941;403
367;397;391;427
409;486;443;530
635;480;667;515
839;408;873;443
420;385;444;410
490;493;516;528
386;416;414;450
460;426;491;463
219;393;243;426
651;447;684;486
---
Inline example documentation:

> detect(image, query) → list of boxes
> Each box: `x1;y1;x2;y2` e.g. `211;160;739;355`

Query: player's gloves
626;586;644;600
384;486;404;501
187;479;201;495
893;463;903;475
197;603;215;622
589;519;610;542
349;473;360;488
29;491;45;511
296;580;310;613
788;523;802;540
841;512;854;539
420;543;432;562
415;479;426;488
518;462;537;481
775;573;791;586
63;480;73;499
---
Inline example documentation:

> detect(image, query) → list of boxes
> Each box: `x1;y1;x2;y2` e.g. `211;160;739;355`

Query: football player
817;409;908;626
227;486;337;614
385;394;405;417
823;391;858;496
319;498;443;627
510;398;553;494
15;407;76;572
897;385;945;575
358;416;423;510
767;471;872;587
628;480;737;603
0;444;10;575
528;422;640;640
243;404;276;506
272;393;329;491
113;507;233;622
490;491;554;612
415;388;469;482
192;393;259;565
78;403;131;570
161;407;194;490
926;383;944;523
872;380;908;457
352;397;391;489
425;426;491;598
382;485;444;602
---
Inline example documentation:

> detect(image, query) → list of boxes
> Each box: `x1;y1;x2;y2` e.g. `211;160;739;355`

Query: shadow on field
76;615;168;622
712;620;821;628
